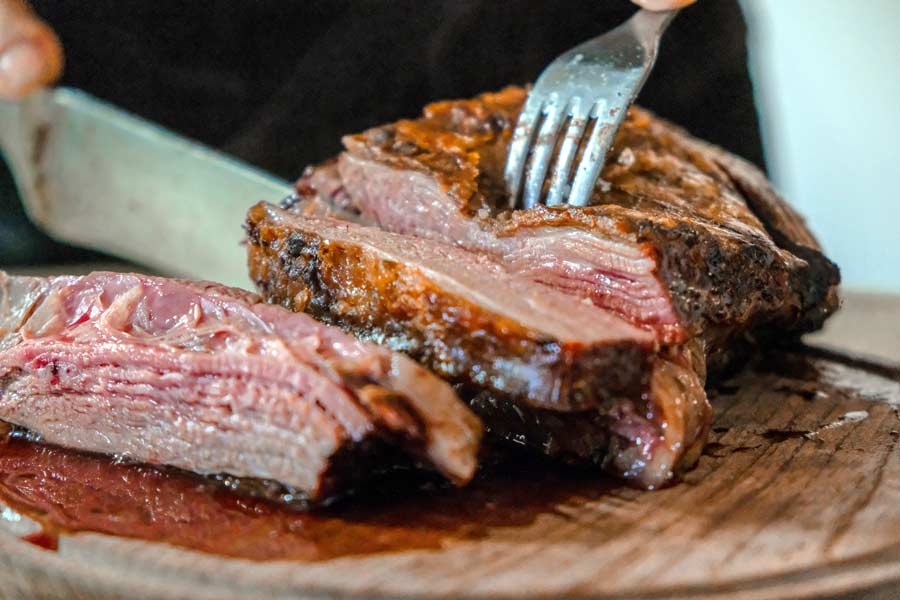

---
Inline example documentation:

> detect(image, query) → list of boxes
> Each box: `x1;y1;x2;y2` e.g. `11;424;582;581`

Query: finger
631;0;697;11
0;0;62;99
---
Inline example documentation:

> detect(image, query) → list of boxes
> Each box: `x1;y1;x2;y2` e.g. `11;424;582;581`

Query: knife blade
0;88;293;289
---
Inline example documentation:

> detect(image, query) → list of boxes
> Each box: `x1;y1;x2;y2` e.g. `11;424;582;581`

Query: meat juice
0;432;600;561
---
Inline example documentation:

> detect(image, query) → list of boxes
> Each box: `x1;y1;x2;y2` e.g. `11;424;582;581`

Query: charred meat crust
246;209;651;412
239;436;418;507
464;390;613;464
338;87;839;346
706;148;841;333
490;205;822;372
245;211;710;486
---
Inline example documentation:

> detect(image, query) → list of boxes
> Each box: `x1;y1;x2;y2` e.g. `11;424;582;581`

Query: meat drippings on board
0;348;892;562
0;430;605;561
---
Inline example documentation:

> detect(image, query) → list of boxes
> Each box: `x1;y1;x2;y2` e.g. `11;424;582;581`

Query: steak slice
247;206;710;488
246;87;839;488
0;271;481;502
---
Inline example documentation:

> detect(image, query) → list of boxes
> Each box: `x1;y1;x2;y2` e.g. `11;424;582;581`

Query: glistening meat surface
0;272;481;502
247;206;711;488
333;88;839;358
246;87;840;488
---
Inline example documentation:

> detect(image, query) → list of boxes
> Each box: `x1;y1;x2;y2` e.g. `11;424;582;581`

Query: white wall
740;0;900;292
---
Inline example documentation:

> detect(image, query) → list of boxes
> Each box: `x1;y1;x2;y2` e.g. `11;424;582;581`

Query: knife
0;88;293;289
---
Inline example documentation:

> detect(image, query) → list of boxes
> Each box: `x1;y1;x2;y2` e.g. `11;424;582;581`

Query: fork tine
506;8;679;210
521;103;566;210
567;103;617;207
504;96;543;209
545;100;589;207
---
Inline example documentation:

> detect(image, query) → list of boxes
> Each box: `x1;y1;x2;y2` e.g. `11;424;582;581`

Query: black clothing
2;0;762;264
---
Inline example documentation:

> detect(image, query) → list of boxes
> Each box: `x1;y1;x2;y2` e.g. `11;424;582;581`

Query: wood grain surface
0;287;897;600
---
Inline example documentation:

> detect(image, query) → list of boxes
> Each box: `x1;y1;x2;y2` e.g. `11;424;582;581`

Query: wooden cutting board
0;290;897;600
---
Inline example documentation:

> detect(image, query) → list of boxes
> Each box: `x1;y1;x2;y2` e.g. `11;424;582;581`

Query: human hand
0;0;61;99
631;0;697;10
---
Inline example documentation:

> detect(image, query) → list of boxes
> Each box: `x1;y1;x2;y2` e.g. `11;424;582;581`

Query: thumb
0;0;62;99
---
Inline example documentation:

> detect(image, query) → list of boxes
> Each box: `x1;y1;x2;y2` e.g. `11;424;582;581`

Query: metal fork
505;8;679;210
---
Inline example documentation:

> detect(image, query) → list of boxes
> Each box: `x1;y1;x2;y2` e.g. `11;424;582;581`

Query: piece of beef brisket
246;87;839;488
0;271;481;503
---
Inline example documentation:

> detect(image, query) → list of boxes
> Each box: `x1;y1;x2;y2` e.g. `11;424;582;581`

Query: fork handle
628;8;680;50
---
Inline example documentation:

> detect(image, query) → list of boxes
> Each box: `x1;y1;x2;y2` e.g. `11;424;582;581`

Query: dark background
1;0;761;264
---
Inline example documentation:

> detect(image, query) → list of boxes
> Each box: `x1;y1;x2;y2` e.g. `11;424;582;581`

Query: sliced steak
248;207;655;410
0;271;481;502
332;88;839;360
248;87;839;488
247;207;710;488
